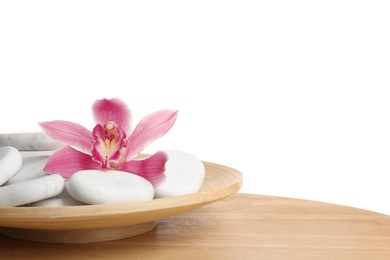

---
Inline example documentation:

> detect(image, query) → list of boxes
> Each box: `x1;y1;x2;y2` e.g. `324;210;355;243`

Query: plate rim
0;161;243;230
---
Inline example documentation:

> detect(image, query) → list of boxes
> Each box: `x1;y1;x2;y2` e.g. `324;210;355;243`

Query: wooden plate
0;161;243;243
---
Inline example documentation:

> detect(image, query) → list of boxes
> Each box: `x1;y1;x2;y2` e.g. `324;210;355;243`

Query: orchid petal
125;110;178;161
39;121;93;154
44;146;101;179
92;98;132;135
120;151;168;187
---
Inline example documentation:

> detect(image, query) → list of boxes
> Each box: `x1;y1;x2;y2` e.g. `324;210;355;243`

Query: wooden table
1;193;390;259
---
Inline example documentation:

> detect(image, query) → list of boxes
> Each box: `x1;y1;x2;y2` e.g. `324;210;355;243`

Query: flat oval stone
20;150;55;159
154;150;205;198
0;146;23;186
66;170;154;205
5;155;48;185
0;174;65;207
30;197;86;207
57;186;72;198
0;132;63;151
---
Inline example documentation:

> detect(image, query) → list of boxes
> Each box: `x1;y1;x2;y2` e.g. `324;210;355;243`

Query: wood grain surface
1;193;390;259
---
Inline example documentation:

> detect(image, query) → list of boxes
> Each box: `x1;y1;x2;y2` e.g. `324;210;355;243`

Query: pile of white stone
0;133;205;207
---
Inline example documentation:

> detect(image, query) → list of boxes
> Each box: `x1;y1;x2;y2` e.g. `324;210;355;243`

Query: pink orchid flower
39;98;178;187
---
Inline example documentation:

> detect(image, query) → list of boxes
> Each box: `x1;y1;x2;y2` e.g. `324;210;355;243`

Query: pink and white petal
39;120;93;154
92;98;132;135
44;146;101;179
91;124;127;169
125;110;178;161
119;151;168;187
91;124;107;168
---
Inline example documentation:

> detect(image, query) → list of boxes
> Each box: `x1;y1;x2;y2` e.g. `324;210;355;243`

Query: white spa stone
0;146;23;186
20;150;55;159
66;170;155;205
0;174;65;207
5;155;49;185
56;185;72;198
154;150;205;199
30;197;86;207
0;132;63;151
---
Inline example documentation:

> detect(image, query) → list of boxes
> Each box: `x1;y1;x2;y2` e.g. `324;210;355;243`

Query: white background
1;1;390;214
